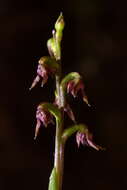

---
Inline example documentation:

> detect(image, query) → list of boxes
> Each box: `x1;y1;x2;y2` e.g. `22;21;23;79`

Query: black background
0;0;127;189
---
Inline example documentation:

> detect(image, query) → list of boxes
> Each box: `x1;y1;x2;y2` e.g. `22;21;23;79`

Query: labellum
76;131;102;150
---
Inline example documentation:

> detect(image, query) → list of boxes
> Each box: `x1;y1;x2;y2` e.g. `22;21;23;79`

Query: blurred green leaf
48;168;58;190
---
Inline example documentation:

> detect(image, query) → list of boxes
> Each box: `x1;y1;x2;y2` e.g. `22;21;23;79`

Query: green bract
55;13;65;33
39;103;62;122
47;38;57;58
48;168;58;190
38;56;60;71
62;124;87;142
61;72;81;90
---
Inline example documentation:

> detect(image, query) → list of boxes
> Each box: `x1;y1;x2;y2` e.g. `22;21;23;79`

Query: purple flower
30;57;59;90
67;79;91;107
76;131;102;150
34;105;54;140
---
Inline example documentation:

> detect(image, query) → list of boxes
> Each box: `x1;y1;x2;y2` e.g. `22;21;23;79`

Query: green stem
59;142;65;190
54;71;65;190
55;75;61;108
54;14;65;188
54;119;61;189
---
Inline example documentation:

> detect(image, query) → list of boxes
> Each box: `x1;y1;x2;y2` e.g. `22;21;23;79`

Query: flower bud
55;12;65;33
46;13;64;60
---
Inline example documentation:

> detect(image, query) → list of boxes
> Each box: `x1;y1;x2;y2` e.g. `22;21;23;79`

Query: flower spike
30;13;104;190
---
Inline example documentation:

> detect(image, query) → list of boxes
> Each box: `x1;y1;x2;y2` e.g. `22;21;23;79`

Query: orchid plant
30;13;102;190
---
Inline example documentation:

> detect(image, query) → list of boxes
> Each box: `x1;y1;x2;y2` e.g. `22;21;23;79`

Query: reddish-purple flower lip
76;131;102;151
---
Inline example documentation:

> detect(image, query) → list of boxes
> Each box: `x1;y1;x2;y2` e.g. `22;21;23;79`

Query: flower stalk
54;68;65;190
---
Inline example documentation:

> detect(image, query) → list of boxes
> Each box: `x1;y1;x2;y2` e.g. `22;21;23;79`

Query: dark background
0;0;127;189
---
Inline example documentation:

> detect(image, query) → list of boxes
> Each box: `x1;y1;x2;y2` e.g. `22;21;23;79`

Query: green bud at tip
55;12;65;32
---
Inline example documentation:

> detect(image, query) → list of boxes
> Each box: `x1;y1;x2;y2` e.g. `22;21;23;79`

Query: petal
41;74;48;87
83;95;91;107
76;132;81;147
67;81;75;94
76;81;91;107
34;119;41;140
37;65;49;87
86;133;101;151
29;75;40;90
